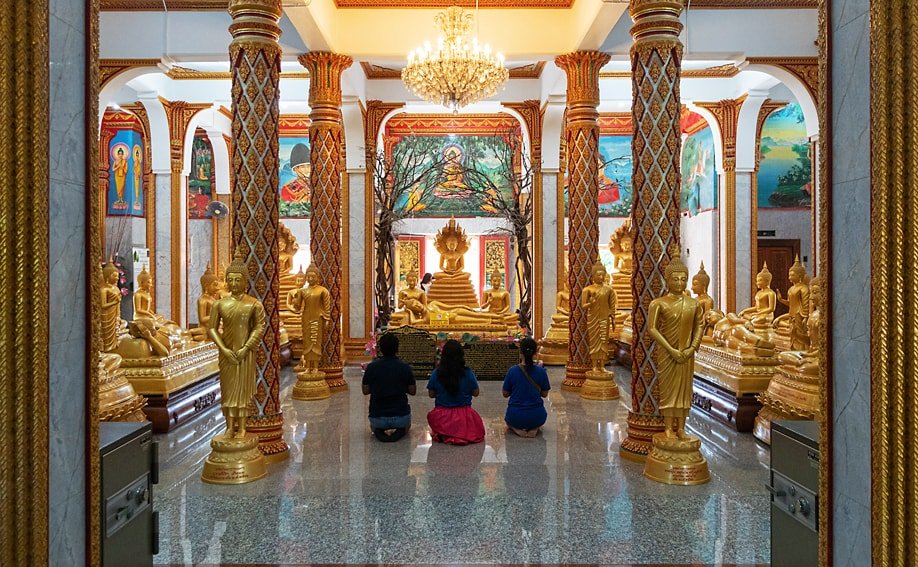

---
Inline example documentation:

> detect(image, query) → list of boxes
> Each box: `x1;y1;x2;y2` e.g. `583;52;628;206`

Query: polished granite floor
153;364;772;566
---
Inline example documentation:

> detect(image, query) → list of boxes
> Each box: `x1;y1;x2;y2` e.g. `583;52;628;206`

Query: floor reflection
152;365;770;565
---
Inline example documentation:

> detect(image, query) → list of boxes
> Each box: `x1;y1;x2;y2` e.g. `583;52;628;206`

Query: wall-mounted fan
206;200;229;220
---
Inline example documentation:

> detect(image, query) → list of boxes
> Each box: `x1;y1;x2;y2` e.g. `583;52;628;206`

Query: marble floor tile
153;364;772;565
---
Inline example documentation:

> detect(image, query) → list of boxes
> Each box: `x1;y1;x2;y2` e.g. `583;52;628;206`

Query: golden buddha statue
201;255;268;484
132;266;191;348
278;225;297;276
738;262;777;328
583;262;617;374
101;260;124;353
691;261;715;316
538;272;571;364
480;269;519;327
580;262;619;400
390;271;429;326
192;264;221;342
754;277;824;444
287;264;331;375
118;319;172;359
774;255;810;351
425;218;480;310
643;256;709;485
607;220;634;312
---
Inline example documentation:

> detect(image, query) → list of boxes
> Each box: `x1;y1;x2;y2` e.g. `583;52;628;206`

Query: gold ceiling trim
101;0;228;9
165;66;309;81
100;58;161;88
362;60;545;79
336;1;573;7
688;0;816;7
600;63;740;80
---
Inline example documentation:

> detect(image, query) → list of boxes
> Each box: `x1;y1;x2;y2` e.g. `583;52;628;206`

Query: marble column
620;0;684;461
228;0;288;462
298;51;353;389
554;51;610;390
153;172;173;320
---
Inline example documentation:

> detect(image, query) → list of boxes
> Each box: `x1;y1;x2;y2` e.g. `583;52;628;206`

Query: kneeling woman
426;339;485;445
502;337;550;437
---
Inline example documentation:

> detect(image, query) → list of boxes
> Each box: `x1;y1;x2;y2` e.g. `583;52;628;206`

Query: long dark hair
437;339;465;395
519;337;537;370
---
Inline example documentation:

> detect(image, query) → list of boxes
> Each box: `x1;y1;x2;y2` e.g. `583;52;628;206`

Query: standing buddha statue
191;264;221;342
774;255;810;350
101;260;124;353
691;261;715;316
579;262;619;400
286;264;332;400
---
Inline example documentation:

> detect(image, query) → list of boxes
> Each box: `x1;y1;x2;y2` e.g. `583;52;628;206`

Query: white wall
680;209;720;305
186;220;212;326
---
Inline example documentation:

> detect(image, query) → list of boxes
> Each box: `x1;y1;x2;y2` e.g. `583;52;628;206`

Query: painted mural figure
596;156;620;205
435;145;472;199
112;146;128;208
132;145;143;211
281;142;311;205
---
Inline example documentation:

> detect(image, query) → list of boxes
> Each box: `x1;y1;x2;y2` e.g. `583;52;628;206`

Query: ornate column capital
228;0;282;50
629;0;684;45
695;97;746;171
298;52;354;110
554;51;611;111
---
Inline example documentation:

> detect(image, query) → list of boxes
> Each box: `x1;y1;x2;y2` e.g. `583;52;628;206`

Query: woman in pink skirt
426;339;485;445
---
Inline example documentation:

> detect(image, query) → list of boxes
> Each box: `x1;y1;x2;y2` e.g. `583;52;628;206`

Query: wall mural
392;134;514;217
107;128;144;217
758;102;812;209
279;137;312;218
597;135;633;217
188;129;215;219
681;125;717;216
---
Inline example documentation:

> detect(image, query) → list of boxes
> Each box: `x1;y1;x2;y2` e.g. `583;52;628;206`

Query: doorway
756;238;799;317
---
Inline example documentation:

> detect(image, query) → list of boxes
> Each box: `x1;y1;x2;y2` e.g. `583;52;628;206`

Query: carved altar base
580;368;620;400
643;434;710;485
98;354;148;422
201;434;267;485
120;342;221;433
753;365;821;445
292;368;331;401
425;273;480;310
692;341;780;432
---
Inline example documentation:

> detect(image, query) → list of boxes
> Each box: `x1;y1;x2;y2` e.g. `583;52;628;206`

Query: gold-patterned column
870;0;918;563
0;0;49;562
695;98;743;312
298;52;353;390
620;0;684;461
228;0;288;462
554;52;610;390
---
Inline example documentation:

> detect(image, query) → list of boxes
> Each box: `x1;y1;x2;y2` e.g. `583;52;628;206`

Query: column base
246;412;289;463
643;433;710;485
292;367;331;400
580;369;620;400
561;364;590;391
619;411;665;463
321;365;348;391
201;433;267;485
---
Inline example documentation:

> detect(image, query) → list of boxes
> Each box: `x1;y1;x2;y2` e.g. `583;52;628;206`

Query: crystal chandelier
402;4;509;112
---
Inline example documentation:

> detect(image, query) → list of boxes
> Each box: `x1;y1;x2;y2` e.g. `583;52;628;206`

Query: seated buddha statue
425;218;480;309
538;272;571;363
609;220;634;275
737;262;777;328
691;261;715;316
132;266;191;349
389;272;430;326
480;269;519;327
777;276;822;375
191;264;221;342
773;256;810;351
278;225;298;276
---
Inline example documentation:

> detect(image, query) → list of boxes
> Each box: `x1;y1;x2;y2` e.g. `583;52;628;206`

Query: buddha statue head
102;259;119;286
809;275;822;311
293;267;306;287
434;217;470;256
664;255;690;295
225;253;248;296
490;269;503;289
788;255;807;284
691;261;711;296
590;261;608;285
755;261;773;290
200;264;220;296
304;264;321;287
137;266;152;292
405;271;419;289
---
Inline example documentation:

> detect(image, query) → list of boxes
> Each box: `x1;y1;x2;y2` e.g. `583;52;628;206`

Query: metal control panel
769;470;817;532
105;473;151;538
770;420;819;567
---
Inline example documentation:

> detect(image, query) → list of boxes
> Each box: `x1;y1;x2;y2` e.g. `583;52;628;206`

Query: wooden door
756;239;799;317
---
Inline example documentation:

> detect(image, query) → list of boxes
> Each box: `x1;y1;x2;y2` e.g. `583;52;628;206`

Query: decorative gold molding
336;0;573;7
101;0;228;9
361;60;545;80
600;63;739;80
166;65;308;81
869;0;918;562
1;1;51;564
100;58;160;89
89;3;102;565
746;57;818;104
688;0;816;7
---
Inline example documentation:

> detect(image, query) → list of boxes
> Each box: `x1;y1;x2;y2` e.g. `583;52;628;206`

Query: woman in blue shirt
426;339;485;445
502;337;550;437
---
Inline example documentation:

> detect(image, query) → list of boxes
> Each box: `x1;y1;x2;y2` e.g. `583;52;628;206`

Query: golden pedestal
580;369;620;400
201;433;267;485
98;355;148;422
643;433;710;485
426;273;479;310
292;368;331;401
561;364;589;391
538;316;569;365
610;273;632;311
120;341;220;395
753;365;821;445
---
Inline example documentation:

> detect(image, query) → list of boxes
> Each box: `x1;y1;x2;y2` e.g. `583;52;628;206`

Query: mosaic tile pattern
152;365;771;565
